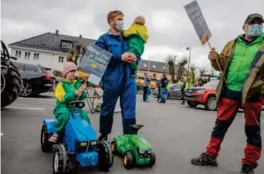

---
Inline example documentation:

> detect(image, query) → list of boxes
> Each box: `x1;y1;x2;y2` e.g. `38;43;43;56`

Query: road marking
1;133;3;136
18;98;55;102
6;106;45;110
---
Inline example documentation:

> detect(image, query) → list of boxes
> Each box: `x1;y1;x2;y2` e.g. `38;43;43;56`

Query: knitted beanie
63;62;77;76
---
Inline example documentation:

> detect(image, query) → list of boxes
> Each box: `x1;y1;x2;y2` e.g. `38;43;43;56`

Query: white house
8;30;96;72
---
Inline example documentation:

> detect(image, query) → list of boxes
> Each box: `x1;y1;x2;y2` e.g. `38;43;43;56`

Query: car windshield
202;80;219;88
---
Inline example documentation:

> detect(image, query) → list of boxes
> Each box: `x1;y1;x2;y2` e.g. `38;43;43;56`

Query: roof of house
9;30;187;75
8;30;96;53
138;59;187;75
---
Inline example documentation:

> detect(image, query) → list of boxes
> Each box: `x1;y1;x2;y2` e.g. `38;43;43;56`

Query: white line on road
6;106;45;110
18;98;55;102
1;133;3;136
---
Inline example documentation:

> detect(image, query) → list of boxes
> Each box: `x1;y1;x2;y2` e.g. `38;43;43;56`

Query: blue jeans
159;88;167;103
143;86;149;101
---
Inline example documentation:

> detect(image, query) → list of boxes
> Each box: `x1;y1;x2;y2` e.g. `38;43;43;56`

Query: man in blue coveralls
95;10;138;141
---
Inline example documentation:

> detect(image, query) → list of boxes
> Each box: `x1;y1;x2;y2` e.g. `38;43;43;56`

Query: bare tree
176;57;188;82
199;68;207;76
166;55;177;82
67;44;86;65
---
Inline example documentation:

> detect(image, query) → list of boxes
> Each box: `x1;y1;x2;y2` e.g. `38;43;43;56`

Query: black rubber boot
98;134;108;141
240;164;256;174
191;152;218;167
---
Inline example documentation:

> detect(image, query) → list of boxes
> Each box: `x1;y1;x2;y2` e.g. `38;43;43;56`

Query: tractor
1;41;22;107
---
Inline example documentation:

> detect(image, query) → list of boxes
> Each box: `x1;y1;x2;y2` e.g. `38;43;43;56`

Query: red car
185;80;264;111
184;80;218;111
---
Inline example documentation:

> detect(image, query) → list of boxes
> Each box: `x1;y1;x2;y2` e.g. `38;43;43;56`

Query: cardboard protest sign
78;44;112;85
184;0;212;45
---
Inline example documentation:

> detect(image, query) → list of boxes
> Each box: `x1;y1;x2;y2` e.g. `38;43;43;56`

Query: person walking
159;74;169;103
143;73;150;102
181;81;187;105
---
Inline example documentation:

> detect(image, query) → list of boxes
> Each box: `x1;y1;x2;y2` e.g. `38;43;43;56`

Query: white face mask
115;20;124;31
246;24;263;36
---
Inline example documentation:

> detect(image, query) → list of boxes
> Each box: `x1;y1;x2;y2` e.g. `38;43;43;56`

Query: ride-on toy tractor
1;41;22;108
111;124;156;169
40;101;113;173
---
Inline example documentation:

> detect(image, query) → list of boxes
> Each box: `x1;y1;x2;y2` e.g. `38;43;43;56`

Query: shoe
98;134;108;141
48;133;59;143
240;164;256;174
191;152;218;167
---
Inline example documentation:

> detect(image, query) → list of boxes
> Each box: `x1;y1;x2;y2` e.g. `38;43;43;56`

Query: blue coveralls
95;32;138;135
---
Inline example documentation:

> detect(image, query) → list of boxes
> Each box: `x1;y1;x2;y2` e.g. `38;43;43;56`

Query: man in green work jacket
191;13;264;174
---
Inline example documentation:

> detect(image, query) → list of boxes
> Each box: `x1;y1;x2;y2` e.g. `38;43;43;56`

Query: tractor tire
98;140;114;171
41;123;52;152
123;151;135;169
149;152;156;167
52;144;68;174
1;62;22;108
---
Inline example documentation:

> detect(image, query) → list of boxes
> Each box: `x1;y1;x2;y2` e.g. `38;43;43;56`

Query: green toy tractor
111;125;156;169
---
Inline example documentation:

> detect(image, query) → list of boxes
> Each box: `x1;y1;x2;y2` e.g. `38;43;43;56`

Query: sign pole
184;0;228;86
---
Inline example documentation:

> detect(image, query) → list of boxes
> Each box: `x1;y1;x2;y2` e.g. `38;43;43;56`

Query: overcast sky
1;0;263;70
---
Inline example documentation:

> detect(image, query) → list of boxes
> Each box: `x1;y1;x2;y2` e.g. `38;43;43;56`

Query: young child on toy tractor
49;62;91;143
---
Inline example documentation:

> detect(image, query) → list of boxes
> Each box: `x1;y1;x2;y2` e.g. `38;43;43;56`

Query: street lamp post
186;47;191;82
148;56;150;73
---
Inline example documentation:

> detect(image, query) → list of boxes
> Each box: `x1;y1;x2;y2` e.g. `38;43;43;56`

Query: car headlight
195;90;205;94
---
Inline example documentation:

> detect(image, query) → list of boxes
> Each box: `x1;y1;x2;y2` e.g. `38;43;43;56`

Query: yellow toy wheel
111;141;117;154
123;151;134;169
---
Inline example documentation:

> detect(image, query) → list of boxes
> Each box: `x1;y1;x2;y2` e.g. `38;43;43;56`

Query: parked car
184;80;218;111
153;83;184;100
13;62;54;97
167;83;184;99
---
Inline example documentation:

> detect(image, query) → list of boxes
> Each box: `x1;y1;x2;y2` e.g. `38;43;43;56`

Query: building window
163;66;166;69
58;56;64;63
61;40;73;49
152;65;156;69
24;52;30;59
34;53;39;60
15;50;21;58
143;63;147;67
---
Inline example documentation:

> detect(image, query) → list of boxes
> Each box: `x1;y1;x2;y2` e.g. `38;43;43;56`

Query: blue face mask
246;24;263;36
115;20;124;31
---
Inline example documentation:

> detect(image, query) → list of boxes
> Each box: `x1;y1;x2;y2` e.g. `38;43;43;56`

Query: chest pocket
108;42;120;57
105;36;123;58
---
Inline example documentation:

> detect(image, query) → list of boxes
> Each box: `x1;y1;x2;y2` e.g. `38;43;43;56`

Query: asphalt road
1;93;264;174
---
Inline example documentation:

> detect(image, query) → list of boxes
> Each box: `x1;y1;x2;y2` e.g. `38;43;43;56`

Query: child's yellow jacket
123;24;149;43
